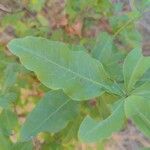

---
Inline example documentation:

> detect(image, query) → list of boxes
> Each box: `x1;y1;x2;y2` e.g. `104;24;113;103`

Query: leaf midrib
25;97;70;138
131;104;150;127
12;45;110;91
127;55;143;90
82;101;123;137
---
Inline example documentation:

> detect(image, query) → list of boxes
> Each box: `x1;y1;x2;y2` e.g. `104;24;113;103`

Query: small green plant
7;34;150;143
0;0;149;149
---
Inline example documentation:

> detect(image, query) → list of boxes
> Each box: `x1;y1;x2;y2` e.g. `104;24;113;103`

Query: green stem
113;18;134;37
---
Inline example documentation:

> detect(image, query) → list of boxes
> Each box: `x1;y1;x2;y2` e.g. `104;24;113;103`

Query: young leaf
92;32;113;64
123;48;150;92
21;90;79;141
8;36;120;100
78;101;125;142
125;95;150;137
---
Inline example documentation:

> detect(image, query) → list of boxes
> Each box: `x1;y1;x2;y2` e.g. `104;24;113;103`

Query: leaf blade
8;36;120;100
21;90;79;141
0;110;18;136
92;32;113;64
78;100;125;142
132;82;150;99
123;48;150;92
125;95;150;137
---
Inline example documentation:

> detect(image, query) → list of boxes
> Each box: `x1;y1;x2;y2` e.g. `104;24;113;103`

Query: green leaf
1;13;23;27
8;36;121;100
2;63;19;92
98;97;111;119
134;0;150;12
78;101;125;142
29;0;46;11
132;82;150;99
37;14;49;27
21;90;79;141
140;69;150;82
0;135;12;150
105;51;125;81
61;116;82;143
125;95;150;137
109;15;129;30
0;110;18;136
92;33;125;81
123;48;150;92
120;29;142;48
12;142;33;150
0;93;16;109
92;32;113;64
113;2;123;12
